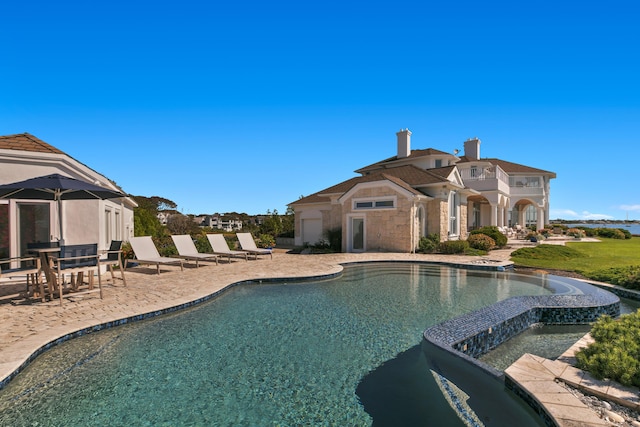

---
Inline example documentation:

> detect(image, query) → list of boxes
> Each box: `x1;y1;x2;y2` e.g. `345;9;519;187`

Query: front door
18;203;50;255
349;216;365;252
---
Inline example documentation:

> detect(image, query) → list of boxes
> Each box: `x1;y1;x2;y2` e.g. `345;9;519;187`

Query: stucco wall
0;150;136;257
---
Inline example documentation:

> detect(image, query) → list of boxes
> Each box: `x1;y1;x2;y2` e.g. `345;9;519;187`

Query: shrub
594;228;628;240
567;228;585;238
587;265;640;290
417;233;440;253
154;235;178;256
467;233;495;251
576;311;640;387
438;240;469;254
257;233;276;248
193;234;211;253
538;228;552;238
325;228;342;252
524;231;544;242
469;226;507;248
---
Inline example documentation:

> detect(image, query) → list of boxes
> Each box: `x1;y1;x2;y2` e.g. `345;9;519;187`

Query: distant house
0;133;137;258
157;210;179;225
290;129;555;252
217;215;242;232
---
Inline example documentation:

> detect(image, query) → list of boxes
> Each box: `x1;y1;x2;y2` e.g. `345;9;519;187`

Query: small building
0;133;137;258
290;129;555;252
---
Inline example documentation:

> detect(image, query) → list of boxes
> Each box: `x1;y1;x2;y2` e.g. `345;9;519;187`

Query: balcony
509;184;544;197
459;166;510;193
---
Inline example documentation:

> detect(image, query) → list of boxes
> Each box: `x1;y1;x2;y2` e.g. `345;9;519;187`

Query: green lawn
510;237;640;276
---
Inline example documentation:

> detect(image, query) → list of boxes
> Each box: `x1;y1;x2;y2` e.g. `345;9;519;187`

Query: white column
490;204;498;227
537;207;545;230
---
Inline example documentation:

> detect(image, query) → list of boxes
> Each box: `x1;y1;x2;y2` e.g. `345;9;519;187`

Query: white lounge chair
206;234;248;262
236;233;273;260
171;235;219;267
129;236;184;274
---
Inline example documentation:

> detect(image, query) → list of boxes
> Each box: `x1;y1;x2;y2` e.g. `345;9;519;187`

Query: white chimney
396;128;412;158
463;137;481;160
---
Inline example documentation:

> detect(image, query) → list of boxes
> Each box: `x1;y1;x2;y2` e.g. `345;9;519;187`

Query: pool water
0;263;560;426
479;297;640;372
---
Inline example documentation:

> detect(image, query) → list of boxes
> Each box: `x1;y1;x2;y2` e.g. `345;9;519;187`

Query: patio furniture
236;233;273;260
49;243;103;306
129;236;184;274
99;240;127;286
0;256;44;302
206;234;248;262
27;244;62;302
171;235;219;267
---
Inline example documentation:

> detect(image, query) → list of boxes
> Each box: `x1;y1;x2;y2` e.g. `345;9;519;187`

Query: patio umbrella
0;173;126;244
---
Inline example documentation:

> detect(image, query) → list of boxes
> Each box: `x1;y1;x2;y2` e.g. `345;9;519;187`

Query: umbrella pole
57;197;64;246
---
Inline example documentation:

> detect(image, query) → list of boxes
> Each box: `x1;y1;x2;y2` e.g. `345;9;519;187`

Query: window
105;209;112;246
114;210;121;240
435;159;442;168
355;201;373;209
449;191;459;236
0;203;8;258
470;166;478;178
509;176;541;187
353;198;395;210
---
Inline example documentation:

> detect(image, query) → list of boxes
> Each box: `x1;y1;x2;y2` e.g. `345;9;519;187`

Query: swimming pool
0;263;560;426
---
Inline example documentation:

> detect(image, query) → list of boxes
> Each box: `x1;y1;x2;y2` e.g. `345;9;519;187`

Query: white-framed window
353;197;396;210
449;191;459;236
114;210;121;240
105;208;112;246
435;159;442;168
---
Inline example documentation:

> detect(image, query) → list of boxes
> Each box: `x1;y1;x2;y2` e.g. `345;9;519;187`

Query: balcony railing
459;166;509;184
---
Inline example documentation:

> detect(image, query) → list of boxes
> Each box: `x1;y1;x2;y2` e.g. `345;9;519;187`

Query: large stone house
0;133;137;259
290;129;555;252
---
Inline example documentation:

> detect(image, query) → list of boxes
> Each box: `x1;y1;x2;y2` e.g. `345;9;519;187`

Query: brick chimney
396;128;412;159
463;137;481;160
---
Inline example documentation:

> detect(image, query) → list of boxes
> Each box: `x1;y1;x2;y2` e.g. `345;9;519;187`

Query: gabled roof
457;156;556;177
0;133;137;206
291;165;452;205
0;133;65;154
355;148;455;173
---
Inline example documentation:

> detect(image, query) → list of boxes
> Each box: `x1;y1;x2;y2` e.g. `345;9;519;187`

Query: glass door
18;203;50;256
0;203;8;258
350;217;365;252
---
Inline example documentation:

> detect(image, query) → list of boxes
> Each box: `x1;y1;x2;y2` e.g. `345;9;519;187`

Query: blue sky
1;1;638;219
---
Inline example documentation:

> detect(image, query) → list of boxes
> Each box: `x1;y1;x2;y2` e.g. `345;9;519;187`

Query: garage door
301;219;322;245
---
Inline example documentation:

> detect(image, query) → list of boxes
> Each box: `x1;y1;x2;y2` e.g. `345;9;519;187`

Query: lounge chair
206;234;248;262
129;236;184;274
171;235;219;267
236;233;273;260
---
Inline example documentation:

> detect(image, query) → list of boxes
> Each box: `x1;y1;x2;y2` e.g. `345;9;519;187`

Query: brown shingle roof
0;133;65;154
355;148;454;173
457;156;556;177
290;165;449;205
